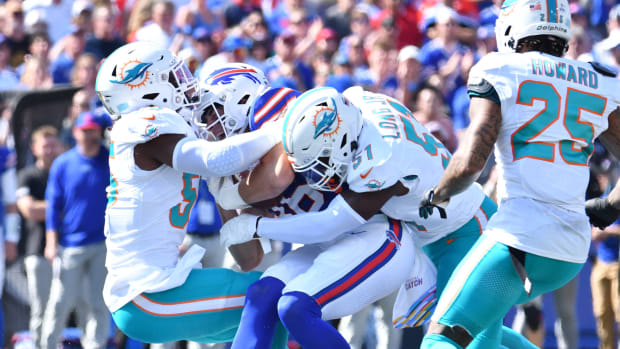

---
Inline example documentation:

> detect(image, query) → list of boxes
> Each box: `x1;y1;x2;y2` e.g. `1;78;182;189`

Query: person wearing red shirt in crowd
370;0;423;49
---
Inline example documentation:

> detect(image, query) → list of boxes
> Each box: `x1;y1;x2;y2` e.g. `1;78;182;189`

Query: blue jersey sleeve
45;154;66;232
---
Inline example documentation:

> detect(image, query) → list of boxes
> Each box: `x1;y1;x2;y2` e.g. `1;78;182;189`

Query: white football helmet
194;63;270;140
495;0;571;53
283;87;363;192
96;41;200;116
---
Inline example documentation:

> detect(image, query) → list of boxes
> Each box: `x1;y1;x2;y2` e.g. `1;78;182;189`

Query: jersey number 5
170;173;199;228
512;80;606;165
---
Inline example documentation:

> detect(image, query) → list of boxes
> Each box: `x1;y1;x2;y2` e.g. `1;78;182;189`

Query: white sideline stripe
255;89;290;120
133;294;246;316
431;236;495;321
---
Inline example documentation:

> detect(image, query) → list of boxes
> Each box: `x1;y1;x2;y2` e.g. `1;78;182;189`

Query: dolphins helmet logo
312;97;341;139
110;60;153;90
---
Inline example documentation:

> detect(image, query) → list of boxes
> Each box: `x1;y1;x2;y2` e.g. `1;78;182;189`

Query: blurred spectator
325;52;355;92
591;6;620;73
239;10;270;42
0;139;18;348
589;153;620;349
135;0;176;47
264;30;314;90
0;34;19;91
260;0;314;36
343;35;369;82
288;8;322;62
4;0;29;68
84;5;125;60
565;25;594;61
199;34;254;80
412;83;458;152
176;0;222;36
370;0;422;49
315;27;338;58
395;45;422;107
188;27;215;76
19;55;53;89
126;0;155;42
50;26;86;84
21;0;72;44
70;53;98;100
16;31;51;78
60;89;92;148
418;6;475;104
17;126;62;349
224;0;261;28
41;111;111;349
323;0;355;40
478;0;500;26
357;38;397;96
71;0;94;36
475;24;497;56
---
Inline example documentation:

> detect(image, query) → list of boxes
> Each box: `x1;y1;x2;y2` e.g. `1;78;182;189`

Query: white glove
220;214;260;247
206;175;249;210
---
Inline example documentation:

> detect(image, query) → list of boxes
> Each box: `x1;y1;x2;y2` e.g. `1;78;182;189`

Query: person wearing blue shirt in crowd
589;158;620;349
0;141;19;349
40;111;112;349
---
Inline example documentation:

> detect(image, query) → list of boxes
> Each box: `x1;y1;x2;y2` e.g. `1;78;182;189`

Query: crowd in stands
0;0;620;348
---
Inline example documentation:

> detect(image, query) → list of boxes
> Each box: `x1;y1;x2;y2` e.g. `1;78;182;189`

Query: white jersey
103;106;204;312
343;87;486;246
469;51;620;262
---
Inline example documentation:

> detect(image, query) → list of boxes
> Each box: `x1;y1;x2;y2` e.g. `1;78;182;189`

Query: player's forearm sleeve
172;128;279;178
256;195;366;244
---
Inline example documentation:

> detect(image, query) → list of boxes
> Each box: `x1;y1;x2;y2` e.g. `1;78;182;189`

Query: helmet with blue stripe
96;41;200;116
194;63;269;140
282;87;363;192
495;0;571;53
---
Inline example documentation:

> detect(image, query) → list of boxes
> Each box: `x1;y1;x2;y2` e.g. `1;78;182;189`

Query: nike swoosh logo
360;167;373;179
446;238;456;244
142;114;156;120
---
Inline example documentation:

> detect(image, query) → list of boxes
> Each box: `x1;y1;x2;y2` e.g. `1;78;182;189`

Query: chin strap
427;321;473;349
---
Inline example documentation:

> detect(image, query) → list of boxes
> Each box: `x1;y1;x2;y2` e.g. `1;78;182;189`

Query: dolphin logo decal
313;99;339;139
111;62;152;84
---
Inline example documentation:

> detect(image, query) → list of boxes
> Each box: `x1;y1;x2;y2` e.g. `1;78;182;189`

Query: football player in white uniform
95;42;286;347
416;0;620;346
219;86;536;349
196;67;425;349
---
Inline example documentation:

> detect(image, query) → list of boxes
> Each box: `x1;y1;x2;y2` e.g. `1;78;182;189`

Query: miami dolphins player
95;42;287;346
416;0;620;346
219;86;536;348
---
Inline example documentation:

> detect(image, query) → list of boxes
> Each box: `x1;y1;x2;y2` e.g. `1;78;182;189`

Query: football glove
220;214;261;247
419;188;447;219
585;197;620;229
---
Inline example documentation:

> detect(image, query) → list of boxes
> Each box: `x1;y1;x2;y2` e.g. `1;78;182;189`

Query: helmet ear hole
168;73;178;88
504;25;511;36
340;134;347;149
143;93;159;100
238;94;250;104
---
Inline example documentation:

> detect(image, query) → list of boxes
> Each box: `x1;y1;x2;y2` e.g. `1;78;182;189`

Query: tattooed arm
430;96;501;204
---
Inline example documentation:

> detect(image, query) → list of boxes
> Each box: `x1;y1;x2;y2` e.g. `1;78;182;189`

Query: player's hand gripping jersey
342;87;486;246
104;107;203;312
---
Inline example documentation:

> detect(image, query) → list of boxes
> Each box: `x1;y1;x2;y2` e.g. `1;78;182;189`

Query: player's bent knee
277;291;321;325
246;277;285;308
